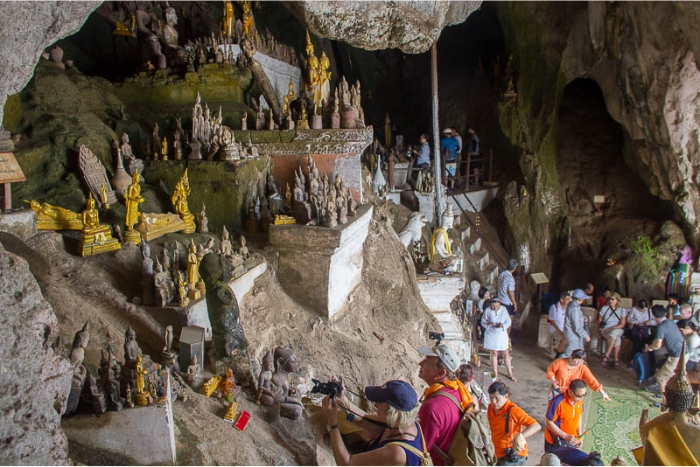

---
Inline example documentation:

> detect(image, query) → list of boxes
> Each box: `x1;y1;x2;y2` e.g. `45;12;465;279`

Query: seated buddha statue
79;193;121;256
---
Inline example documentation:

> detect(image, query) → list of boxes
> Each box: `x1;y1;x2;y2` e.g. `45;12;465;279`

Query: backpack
429;391;496;466
387;423;434;466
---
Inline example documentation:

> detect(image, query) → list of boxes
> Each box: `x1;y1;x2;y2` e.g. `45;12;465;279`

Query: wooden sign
652;299;669;307
0;152;26;184
593;195;605;204
530;272;549;284
619;297;633;308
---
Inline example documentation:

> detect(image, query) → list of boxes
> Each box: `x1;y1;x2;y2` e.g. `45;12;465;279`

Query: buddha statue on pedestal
79;193;121;256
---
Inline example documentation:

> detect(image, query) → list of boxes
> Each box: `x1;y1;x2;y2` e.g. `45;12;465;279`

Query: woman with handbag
599;292;627;368
486;382;541;466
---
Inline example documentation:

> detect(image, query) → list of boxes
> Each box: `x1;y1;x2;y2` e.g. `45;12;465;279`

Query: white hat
442;128;452;134
417;345;460;373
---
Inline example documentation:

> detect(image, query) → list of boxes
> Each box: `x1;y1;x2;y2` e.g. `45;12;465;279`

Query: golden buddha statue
187;239;201;300
100;183;109;209
241;1;254;37
177;272;189;306
25;199;84;231
319;51;332;106
296;107;310;130
79;193;121;257
222;1;235;39
224;400;238;422
124;170;145;244
200;375;222;397
135;354;150;406
161;136;168;160
171;169;196;233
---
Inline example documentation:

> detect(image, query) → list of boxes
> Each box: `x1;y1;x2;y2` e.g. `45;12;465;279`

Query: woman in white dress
482;298;516;382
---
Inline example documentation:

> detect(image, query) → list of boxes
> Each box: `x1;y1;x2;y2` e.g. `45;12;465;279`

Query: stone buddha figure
121;133;143;176
257;347;303;419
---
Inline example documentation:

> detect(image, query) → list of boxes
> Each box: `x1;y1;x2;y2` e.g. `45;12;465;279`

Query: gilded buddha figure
79;193;121;257
124;170;145;243
25;199;84;231
172;169;196;233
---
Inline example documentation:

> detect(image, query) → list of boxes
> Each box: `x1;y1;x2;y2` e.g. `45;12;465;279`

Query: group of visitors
547;282;700;410
409;126;481;191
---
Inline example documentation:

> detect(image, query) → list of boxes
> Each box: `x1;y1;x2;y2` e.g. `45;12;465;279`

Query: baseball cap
571;289;591;300
365;380;417;411
442;128;452;134
417;344;460;373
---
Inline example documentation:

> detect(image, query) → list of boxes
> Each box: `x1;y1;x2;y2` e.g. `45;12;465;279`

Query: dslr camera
311;379;341;400
429;331;445;345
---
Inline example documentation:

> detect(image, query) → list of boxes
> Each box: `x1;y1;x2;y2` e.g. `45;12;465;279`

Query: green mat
581;386;662;465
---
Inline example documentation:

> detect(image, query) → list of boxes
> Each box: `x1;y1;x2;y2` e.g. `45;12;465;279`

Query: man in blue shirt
440;128;459;191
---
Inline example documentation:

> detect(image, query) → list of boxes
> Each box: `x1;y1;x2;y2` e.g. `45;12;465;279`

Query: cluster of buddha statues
65;324;186;416
188;92;261;161
287;156;357;228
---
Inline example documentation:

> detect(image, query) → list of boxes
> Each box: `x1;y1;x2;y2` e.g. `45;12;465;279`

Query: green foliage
630;235;661;273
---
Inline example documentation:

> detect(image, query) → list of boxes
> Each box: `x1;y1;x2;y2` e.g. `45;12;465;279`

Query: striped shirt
497;270;515;305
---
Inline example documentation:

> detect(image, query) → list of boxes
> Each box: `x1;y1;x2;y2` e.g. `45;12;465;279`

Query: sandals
601;356;609;367
614;360;621;369
506;374;518;383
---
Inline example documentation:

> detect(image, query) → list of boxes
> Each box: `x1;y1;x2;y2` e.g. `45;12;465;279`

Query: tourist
678;320;700;372
440;128;459;191
582;282;595;307
666;293;681;320
599;292;627;368
540;452;562;466
412;133;431;170
465;125;481;186
498;259;518;317
595;287;611;310
321;380;424;465
486;382;541;466
482;298;516;382
644;305;684;408
546;349;610;402
548;291;570;358
544;379;587;453
476;286;491;341
416;343;473;465
678;303;693;321
456;363;489;412
562;289;591;358
625;299;654;356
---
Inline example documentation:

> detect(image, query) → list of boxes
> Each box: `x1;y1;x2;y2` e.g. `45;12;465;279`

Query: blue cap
572;289;591;300
365;380;417;411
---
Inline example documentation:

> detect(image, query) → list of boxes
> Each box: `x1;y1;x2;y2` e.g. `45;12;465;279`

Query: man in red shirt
545;379;587;453
486;382;541;465
417;344;473;465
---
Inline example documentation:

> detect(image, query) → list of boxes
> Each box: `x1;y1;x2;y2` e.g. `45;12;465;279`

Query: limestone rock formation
0;1;98;126
0;238;73;464
283;1;481;53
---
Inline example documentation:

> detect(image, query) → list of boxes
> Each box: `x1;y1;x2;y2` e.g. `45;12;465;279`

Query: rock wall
494;2;700;284
0;238;73;464
0;1;98;126
283;1;481;54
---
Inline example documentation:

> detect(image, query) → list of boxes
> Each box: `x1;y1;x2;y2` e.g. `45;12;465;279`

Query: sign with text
0;152;26;184
530;272;549;284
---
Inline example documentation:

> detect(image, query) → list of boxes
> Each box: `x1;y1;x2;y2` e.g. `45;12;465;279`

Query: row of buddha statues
66;323;187;416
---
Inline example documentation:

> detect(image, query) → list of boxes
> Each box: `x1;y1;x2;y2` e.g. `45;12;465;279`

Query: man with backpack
417;344;478;465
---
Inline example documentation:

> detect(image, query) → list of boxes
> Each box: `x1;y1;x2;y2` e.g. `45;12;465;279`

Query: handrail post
431;41;442;227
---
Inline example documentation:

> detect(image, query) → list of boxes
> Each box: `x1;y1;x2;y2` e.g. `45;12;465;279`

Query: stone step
459;225;471;240
474;250;490;270
464;237;482;255
484;263;499;287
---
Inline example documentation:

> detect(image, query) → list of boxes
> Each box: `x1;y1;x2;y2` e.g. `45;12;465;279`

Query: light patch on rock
518;242;531;273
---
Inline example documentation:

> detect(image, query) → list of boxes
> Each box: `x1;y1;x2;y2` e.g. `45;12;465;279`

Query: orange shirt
546;358;602;394
487;400;537;459
545;393;584;444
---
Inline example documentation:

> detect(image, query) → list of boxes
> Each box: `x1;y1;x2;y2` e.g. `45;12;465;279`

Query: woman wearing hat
562;289;591;358
599;292;627;368
321;380;428;465
482;298;516;382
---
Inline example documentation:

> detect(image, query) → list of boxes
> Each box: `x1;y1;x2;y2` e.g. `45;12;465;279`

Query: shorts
445;162;456;177
601;327;624;347
503;303;516;316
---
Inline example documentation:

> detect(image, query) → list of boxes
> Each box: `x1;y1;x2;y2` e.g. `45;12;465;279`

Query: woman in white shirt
599;292;627;369
481;298;515;382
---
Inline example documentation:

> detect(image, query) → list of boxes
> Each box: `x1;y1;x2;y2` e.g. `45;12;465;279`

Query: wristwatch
346;413;356;422
327;424;339;432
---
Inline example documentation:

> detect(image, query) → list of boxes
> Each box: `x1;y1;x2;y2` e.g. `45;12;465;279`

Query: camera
311;379;341;399
503;448;520;465
600;320;608;328
429;331;445;345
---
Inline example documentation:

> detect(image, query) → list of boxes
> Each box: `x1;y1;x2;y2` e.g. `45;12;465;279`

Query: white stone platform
0;208;36;241
268;204;373;319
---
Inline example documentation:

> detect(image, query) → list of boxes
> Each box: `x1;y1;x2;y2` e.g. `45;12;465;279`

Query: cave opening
553;78;674;295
